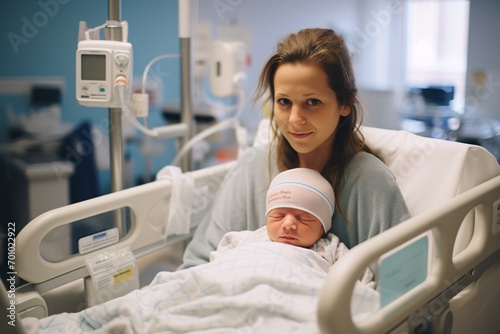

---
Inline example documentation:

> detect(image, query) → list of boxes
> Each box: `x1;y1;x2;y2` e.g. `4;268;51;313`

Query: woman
179;28;410;269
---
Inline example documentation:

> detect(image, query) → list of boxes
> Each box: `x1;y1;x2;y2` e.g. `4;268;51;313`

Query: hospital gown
181;144;411;269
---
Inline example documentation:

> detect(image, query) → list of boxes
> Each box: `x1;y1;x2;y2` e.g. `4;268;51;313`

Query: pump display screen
81;54;106;81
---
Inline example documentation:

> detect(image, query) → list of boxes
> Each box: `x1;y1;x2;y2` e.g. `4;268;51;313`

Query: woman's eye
306;99;321;106
277;98;291;105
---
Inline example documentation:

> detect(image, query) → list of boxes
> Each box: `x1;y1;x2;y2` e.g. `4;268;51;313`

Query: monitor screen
81;54;106;81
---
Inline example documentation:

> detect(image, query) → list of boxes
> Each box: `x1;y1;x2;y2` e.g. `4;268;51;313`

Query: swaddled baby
264;167;335;249
212;168;350;267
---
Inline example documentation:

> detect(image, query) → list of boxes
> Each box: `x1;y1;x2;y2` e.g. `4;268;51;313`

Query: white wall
195;0;500;133
354;0;406;130
465;0;500;121
194;0;405;134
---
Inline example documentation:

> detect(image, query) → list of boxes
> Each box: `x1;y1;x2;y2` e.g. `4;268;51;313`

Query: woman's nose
289;105;306;126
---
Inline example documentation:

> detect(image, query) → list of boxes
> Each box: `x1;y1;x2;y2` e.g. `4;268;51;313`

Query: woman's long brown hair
254;28;380;222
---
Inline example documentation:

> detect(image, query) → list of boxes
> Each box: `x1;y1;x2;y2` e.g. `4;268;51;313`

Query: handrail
17;162;234;285
318;175;500;333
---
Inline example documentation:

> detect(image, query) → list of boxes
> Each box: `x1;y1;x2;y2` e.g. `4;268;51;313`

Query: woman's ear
340;105;351;116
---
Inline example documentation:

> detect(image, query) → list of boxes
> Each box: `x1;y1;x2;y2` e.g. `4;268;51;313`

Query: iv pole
106;0;124;194
179;0;194;171
106;0;125;235
105;0;194;202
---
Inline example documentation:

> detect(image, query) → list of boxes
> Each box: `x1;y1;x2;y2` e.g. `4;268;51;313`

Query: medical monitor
76;40;132;108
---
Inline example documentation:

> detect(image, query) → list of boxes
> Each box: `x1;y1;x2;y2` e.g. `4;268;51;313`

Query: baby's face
266;207;324;248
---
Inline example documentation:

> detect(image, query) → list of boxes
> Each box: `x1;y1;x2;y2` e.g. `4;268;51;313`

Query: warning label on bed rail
114;267;134;284
85;247;137;291
78;228;119;255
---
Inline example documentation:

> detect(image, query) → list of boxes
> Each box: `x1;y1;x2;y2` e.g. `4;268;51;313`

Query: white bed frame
10;126;500;334
319;174;500;333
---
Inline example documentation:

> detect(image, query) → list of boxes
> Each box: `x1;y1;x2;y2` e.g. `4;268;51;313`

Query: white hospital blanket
213;226;348;262
22;241;379;333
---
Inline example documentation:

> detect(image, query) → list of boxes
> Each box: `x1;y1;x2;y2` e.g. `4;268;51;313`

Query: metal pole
179;0;193;171
108;0;121;22
106;0;125;235
179;38;193;171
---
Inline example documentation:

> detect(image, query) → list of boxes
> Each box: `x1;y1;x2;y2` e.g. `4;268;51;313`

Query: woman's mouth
289;132;311;139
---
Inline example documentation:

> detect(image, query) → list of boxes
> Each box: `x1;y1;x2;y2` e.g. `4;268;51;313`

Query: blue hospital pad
378;234;429;307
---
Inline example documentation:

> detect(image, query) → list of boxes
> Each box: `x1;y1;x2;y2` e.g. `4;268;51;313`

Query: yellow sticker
113;267;134;284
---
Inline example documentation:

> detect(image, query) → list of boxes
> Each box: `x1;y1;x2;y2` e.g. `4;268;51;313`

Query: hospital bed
7;122;500;333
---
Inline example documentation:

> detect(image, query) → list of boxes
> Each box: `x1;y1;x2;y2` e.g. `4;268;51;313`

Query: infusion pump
76;39;133;108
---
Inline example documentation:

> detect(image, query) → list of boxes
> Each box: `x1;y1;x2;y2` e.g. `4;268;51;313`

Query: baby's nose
282;214;297;230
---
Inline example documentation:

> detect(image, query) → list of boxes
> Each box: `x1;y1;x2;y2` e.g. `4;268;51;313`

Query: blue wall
0;0;181;193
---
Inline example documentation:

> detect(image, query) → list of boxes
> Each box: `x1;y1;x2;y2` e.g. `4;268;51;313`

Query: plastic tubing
199;86;241;114
170;118;236;166
118;85;158;137
118;85;187;139
142;54;180;94
114;54;191;139
170;82;247;166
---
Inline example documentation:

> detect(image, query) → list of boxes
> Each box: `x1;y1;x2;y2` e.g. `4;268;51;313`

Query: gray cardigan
179;144;410;269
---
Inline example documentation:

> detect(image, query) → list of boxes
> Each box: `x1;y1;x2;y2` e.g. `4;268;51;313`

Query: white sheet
22;241;379;333
211;226;350;266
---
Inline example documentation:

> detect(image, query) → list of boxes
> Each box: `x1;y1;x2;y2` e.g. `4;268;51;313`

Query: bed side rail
318;174;500;334
16;162;234;286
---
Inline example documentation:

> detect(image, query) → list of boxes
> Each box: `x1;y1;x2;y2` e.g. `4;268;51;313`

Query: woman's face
273;62;350;170
266;207;324;248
